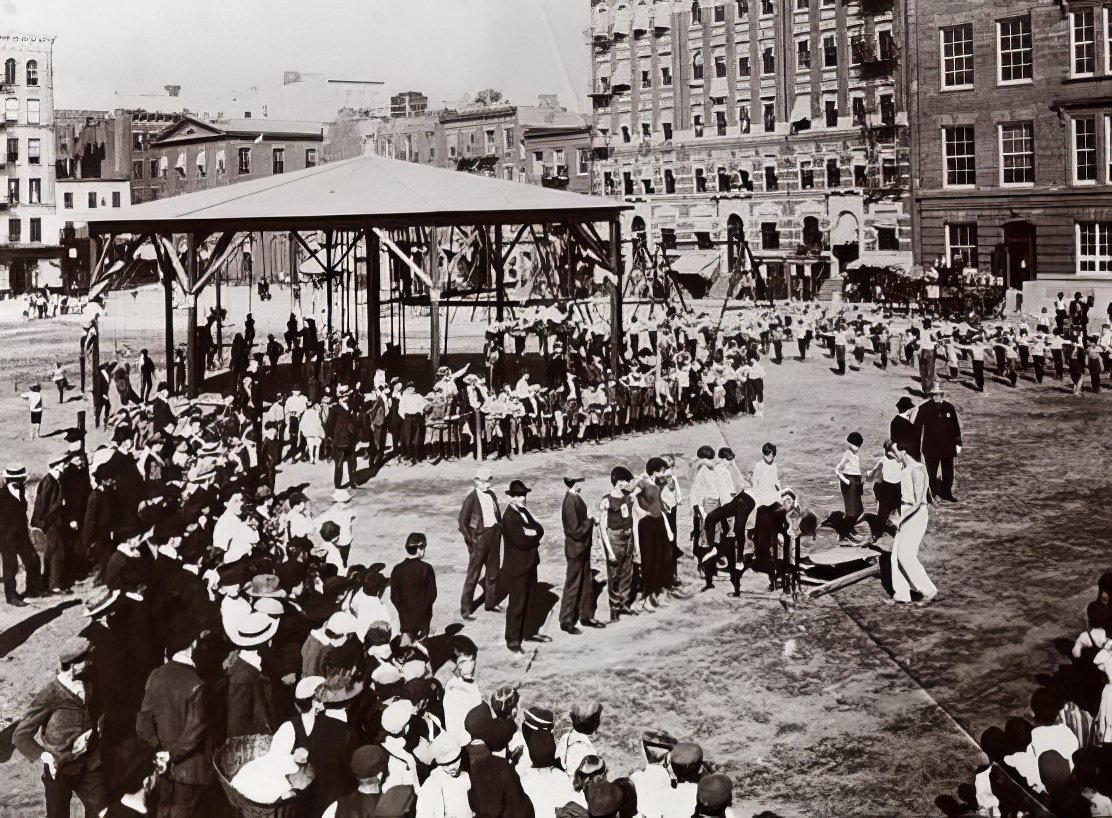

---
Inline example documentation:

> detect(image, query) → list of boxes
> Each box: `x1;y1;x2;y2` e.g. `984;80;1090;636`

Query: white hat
325;611;358;636
475;466;493;482
401;659;427;681
295;675;326;699
380;700;415;735
429;732;463;765
371;663;404;686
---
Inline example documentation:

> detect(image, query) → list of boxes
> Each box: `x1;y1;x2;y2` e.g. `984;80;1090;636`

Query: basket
213;734;311;818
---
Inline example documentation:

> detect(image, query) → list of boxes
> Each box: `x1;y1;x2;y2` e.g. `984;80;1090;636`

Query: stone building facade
589;0;910;293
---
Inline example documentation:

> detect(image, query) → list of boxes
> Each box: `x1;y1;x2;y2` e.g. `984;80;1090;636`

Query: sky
4;0;593;113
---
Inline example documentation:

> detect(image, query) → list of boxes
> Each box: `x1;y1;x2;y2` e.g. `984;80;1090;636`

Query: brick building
521;122;594;194
906;0;1112;311
147;116;323;198
1;33;62;295
589;0;910;294
62;109;180;204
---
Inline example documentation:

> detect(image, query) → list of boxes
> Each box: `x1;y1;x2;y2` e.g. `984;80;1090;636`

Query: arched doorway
726;214;745;272
1003;221;1036;288
830;211;860;270
630;215;648;261
802;215;822;249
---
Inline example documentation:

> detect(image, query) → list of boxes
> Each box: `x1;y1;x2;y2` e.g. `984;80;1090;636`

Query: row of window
4;136;41;165
940;11;1112;91
604;28;891;91
2;58;39;86
61;191;122;210
944;222;1112;275
606;155;897;196
531;148;592;176
3;96;42;124
5;217;43;243
444;127;517;159
940;115;1112;188
691;0;837;25
5;177;43;204
613;91;891;142
138;147;319;180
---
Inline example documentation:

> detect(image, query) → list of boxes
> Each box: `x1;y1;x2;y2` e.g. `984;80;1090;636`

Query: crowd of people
0;388;777;818
950;573;1112;817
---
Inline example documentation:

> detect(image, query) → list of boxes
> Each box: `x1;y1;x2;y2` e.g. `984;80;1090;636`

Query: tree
473;89;505;107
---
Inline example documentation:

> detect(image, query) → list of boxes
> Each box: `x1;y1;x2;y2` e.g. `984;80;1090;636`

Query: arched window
693;50;704;80
3;58;15;85
25;60;37;87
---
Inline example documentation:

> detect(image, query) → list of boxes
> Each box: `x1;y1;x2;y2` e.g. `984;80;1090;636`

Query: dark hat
641;729;678;752
217;561;252;588
523;706;555;732
63;428;86;443
586;781;624;817
696;773;733;810
319;521;341;542
693;769;729;809
847;431;863;447
609;466;634;485
374;785;417;817
563;476;585;488
464;703;493;741
350;745;389;778
507;479;531;497
485;718;517;753
895;396;915;412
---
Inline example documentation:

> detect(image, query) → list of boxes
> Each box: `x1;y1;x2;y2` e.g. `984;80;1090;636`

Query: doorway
1003;221;1036;288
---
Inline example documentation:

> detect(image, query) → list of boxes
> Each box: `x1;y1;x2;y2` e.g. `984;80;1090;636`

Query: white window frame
26;98;40;125
998;122;1034;187
1076;221;1112;275
1106;114;1112;185
1107;8;1112;73
577;148;589;176
939;24;975;91
996;16;1033;86
1071;8;1096;78
796;37;811;72
1072;116;1098;185
822;35;838;69
942;125;977;188
945;223;978;267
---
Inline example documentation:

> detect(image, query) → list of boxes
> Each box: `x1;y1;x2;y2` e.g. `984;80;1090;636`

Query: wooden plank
373;228;433;288
804;563;881;599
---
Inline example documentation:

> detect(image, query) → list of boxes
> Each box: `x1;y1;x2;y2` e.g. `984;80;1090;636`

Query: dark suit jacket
501;505;543;580
889;414;921;461
915;400;962;459
225;656;276;738
14;679;100;774
467;743;535;818
31;472;64;532
136;660;213;785
561;491;593;558
458;488;501;548
326;404;356;450
0;487;32;560
389;557;437;636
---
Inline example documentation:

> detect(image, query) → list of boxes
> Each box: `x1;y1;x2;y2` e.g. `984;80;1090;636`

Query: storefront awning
846;250;912;272
667;249;722;279
790;94;812;124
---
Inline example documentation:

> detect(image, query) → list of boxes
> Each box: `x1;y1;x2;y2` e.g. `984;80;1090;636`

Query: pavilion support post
494;225;505;322
368;229;382;370
325;231;334;343
429;225;441;373
609;218;623;374
163;267;175;394
215;264;223;360
186;234;200;399
90;320;101;420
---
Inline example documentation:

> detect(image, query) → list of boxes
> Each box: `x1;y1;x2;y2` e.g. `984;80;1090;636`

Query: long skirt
637;514;670;597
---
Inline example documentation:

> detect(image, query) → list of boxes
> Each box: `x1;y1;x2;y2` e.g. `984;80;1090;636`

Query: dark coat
458;488;501;548
389;557;437;637
915;400;962;459
889;414;921;462
14;679;101;774
467;743;535;818
501;504;543;580
225;656;276;738
561;491;593;558
0;486;32;561
31;472;65;532
326;404;357;450
303;714;359;814
135;660;214;786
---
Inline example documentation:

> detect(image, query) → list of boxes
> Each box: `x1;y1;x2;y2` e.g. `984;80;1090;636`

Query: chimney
164;85;181;97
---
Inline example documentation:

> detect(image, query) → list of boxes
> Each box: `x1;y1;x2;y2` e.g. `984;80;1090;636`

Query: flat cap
587;781;624;816
60;636;91;665
374;784;417;817
670;741;704;768
696;772;733;809
351;744;389;777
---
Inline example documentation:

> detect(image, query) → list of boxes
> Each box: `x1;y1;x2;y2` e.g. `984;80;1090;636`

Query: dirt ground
0;288;1109;816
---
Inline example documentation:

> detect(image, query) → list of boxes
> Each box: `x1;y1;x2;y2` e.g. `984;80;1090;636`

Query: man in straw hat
457;467;504;621
0;463;43;606
14;636;105;818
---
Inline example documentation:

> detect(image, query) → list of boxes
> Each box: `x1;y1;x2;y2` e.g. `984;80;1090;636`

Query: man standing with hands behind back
500;479;549;654
915;386;962;502
559;476;605;635
458;467;503;621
